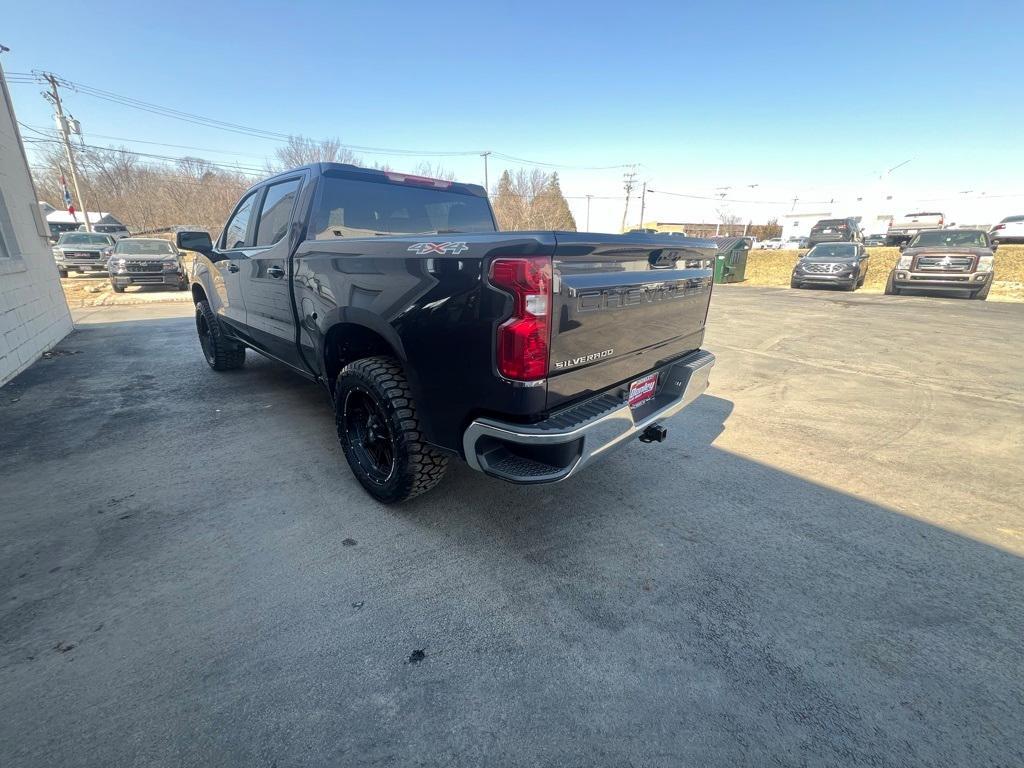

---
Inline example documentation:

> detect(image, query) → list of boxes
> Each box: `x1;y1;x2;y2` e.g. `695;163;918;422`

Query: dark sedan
791;242;869;291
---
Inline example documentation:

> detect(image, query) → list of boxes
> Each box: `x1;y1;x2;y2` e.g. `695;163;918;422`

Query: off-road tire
111;282;126;293
790;277;801;289
972;281;990;300
177;275;189;291
857;272;866;288
335;356;448;504
884;271;900;295
195;299;245;370
58;268;68;278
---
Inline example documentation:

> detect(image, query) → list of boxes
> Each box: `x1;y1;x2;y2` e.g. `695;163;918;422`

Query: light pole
585;194;592;231
44;73;91;231
638;182;647;230
481;151;491;194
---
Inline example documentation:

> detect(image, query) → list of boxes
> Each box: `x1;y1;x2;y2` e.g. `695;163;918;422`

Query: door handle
227;264;240;273
267;265;285;279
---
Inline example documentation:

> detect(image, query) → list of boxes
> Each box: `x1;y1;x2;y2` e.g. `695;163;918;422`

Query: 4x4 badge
407;242;469;255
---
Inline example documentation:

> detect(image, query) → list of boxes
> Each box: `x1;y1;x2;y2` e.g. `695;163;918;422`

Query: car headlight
897;255;912;269
164;258;179;270
976;255;994;273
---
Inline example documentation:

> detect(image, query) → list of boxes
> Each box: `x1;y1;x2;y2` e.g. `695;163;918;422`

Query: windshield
1001;215;1024;223
910;231;987;248
810;220;849;233
114;239;174;255
805;243;857;258
59;233;112;246
311;176;495;239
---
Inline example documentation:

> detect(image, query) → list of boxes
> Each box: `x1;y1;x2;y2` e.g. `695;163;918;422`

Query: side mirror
898;242;905;252
176;230;213;253
990;241;998;251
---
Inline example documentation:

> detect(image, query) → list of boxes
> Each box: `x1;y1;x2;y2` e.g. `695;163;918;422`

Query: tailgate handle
649;250;678;268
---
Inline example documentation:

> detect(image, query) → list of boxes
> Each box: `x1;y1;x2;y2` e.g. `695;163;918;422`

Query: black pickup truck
177;164;716;502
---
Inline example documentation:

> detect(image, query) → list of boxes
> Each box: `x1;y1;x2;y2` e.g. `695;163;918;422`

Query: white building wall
0;68;73;385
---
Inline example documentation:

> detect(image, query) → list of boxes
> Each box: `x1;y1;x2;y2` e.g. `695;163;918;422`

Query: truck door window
222;191;258;250
255;178;301;247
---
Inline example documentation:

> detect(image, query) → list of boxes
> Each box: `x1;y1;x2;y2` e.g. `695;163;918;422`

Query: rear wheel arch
323;322;405;395
191;283;208;304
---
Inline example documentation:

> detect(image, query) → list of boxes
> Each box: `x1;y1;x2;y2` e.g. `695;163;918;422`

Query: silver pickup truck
885;212;944;246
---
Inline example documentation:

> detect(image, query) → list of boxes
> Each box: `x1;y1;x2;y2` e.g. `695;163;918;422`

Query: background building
43;209;127;241
0;66;72;384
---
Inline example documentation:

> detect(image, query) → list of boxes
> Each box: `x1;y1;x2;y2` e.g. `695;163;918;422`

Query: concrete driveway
1;288;1022;767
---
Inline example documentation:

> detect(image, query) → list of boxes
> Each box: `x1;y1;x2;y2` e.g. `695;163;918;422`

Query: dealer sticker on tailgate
628;373;659;409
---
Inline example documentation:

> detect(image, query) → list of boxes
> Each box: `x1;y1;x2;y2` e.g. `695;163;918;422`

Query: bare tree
412;162;455;181
491;169;576;231
271;135;359;170
33;145;251;235
716;207;742;226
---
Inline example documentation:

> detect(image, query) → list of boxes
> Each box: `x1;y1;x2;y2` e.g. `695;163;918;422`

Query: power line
9;70;636;169
647;188;834;205
22;137;264;176
489;151;636;171
20;122;269;160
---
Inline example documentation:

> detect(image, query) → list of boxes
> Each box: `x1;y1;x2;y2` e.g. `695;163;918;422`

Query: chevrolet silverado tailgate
547;232;716;410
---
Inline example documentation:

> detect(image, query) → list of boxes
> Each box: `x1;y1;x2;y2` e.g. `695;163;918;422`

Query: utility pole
43;73;91;231
638;182;647;230
585;194;592;231
481;151;491;194
621;165;638;232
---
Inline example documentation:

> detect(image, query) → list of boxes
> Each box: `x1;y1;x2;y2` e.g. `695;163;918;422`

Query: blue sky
3;0;1022;229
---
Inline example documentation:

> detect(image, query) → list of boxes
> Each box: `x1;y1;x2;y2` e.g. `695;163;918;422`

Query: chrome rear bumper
463;349;715;484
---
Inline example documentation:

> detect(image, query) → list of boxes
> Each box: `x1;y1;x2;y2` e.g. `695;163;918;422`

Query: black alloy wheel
343;388;396;486
195;299;245;370
197;310;216;366
333;356;448;503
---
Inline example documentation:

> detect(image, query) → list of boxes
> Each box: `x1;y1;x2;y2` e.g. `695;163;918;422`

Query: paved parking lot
1;287;1022;766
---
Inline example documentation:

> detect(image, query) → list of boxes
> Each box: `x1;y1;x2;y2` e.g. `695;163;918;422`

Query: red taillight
993;223;1005;231
490;257;552;381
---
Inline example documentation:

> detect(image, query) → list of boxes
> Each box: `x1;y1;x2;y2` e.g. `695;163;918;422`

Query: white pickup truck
885;212;944;246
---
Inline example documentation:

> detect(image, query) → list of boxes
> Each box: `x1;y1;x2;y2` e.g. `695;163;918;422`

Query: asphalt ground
1;286;1021;767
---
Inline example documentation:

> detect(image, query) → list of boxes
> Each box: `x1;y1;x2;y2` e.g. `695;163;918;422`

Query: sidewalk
61;276;192;308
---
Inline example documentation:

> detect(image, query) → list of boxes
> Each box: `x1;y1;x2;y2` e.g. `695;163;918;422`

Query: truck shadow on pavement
1;316;1021;767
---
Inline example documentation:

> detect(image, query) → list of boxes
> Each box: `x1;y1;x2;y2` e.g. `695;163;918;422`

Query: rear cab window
310;172;495;240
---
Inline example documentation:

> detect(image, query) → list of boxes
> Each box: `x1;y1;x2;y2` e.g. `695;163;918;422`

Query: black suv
807;218;863;247
791;242;870;291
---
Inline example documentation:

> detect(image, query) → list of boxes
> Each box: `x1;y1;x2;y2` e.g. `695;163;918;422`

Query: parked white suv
990;215;1024;244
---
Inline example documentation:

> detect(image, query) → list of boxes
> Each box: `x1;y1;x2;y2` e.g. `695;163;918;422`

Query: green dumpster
709;236;751;283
